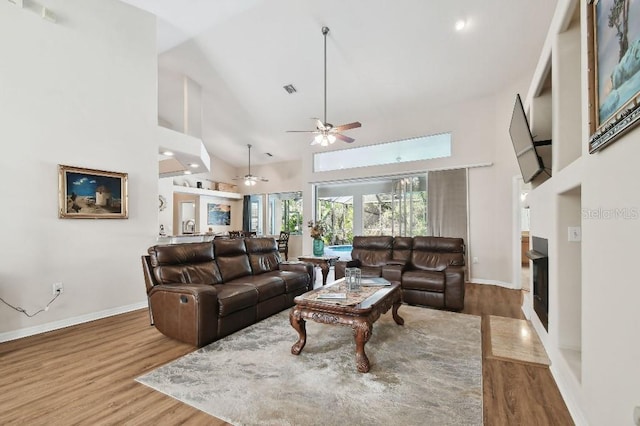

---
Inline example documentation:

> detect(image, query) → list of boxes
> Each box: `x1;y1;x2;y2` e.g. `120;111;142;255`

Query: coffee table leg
353;320;373;373
289;308;307;355
392;300;404;325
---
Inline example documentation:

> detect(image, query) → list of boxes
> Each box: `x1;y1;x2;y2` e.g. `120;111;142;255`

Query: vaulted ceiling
121;0;558;168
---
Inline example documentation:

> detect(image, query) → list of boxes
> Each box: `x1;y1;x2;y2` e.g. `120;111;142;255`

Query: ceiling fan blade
335;133;355;143
333;121;361;132
286;130;318;133
260;177;269;182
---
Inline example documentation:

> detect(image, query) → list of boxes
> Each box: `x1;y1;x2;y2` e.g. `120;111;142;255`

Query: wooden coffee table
289;281;404;373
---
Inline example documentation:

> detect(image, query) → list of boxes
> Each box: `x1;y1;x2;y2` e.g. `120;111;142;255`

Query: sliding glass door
316;174;427;242
361;176;426;236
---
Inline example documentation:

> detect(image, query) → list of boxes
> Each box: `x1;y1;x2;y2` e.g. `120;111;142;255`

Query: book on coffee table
317;293;347;299
361;277;391;286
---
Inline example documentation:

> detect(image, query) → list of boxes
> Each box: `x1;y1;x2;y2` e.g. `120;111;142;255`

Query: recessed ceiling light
455;19;466;31
184;170;192;175
189;163;199;168
162;151;174;156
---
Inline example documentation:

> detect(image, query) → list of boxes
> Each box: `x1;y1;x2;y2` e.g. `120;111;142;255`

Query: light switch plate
568;226;581;242
634;406;640;426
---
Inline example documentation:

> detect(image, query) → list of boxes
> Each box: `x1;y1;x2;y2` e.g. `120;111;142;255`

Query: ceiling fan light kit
286;26;361;146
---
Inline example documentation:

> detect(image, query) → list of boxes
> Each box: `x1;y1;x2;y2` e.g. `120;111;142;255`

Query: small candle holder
345;267;361;292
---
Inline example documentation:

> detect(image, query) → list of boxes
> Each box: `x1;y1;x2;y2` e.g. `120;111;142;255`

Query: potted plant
308;220;326;256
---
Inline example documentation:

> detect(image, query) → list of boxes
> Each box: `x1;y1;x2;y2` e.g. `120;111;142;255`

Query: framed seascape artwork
588;0;640;153
58;165;128;219
207;203;231;226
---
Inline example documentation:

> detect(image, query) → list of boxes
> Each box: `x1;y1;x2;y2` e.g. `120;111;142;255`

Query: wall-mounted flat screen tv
509;94;544;183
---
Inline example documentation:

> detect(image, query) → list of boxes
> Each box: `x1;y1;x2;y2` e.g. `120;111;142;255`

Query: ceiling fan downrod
247;144;252;174
322;26;329;125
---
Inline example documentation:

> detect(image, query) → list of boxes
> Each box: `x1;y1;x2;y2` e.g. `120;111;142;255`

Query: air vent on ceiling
283;84;297;94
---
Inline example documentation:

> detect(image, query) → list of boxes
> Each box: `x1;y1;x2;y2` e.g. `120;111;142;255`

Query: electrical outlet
52;282;63;295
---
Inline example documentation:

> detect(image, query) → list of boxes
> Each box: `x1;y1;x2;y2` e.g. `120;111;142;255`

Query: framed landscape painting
58;165;128;219
207;203;231;226
588;0;640;152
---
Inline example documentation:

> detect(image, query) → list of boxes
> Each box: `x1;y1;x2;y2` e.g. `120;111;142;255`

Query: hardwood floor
0;283;573;425
461;284;574;426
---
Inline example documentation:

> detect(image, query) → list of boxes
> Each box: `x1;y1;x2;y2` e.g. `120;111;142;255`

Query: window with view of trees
362;176;427;236
318;197;353;244
315;174;428;243
268;192;303;235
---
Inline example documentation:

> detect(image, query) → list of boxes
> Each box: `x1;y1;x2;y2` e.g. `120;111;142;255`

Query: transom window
313;133;451;172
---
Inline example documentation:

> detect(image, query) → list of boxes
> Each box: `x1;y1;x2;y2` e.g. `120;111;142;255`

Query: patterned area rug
136;306;482;426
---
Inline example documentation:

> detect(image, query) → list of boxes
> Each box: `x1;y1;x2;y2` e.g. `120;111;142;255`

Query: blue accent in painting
66;172;121;198
207;203;231;226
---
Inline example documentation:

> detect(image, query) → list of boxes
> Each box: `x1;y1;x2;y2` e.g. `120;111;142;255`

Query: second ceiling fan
287;26;361;146
233;144;268;186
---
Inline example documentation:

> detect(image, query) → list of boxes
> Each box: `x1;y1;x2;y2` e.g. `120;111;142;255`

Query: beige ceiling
121;0;558;168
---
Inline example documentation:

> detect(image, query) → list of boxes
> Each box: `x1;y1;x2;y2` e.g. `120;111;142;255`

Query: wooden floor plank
0;283;572;425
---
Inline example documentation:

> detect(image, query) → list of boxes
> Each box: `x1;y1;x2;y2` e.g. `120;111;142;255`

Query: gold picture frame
588;0;640;153
58;165;129;219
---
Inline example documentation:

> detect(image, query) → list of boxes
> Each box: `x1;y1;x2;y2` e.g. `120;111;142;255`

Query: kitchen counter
156;234;216;244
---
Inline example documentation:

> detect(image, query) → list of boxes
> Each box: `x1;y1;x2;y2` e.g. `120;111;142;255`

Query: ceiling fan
233;144;268;186
287;26;361;146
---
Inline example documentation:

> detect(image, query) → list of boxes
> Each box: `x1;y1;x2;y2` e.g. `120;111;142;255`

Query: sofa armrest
148;284;220;347
279;261;315;290
444;265;466;311
141;255;158;294
334;259;361;280
382;264;405;282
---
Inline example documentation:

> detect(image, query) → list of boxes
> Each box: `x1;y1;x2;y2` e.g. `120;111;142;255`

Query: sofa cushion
411;236;465;271
148;242;222;285
227;275;285;302
263;270;308;293
213;283;259;317
351;236;393;267
401;270;445;293
214;238;253;282
392;236;413;263
245;238;280;274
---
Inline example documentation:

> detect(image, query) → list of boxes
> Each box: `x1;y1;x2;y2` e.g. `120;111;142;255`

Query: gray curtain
242;195;251;232
427;168;467;240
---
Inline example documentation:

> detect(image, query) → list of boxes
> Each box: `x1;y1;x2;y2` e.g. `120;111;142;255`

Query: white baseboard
0;301;148;343
469;278;518;289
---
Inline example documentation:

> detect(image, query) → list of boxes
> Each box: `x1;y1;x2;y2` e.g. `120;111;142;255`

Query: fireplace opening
526;236;549;331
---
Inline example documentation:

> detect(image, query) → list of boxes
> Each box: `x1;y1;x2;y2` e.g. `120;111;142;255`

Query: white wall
581;129;640;425
0;0;157;337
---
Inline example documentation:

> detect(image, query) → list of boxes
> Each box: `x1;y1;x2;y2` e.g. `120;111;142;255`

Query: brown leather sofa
141;237;314;347
335;236;466;311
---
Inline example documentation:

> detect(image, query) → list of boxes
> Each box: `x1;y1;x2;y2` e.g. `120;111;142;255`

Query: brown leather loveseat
141;237;314;347
335;236;466;311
